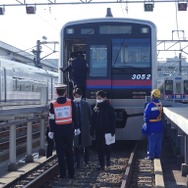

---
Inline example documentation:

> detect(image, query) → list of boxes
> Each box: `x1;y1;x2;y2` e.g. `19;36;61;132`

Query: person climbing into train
72;88;92;169
59;51;88;99
143;89;163;160
90;90;116;170
48;83;80;179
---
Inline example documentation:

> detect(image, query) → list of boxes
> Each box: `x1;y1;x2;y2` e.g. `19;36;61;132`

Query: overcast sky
0;1;188;60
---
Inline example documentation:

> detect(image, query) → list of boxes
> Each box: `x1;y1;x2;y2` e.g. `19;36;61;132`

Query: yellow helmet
151;89;161;98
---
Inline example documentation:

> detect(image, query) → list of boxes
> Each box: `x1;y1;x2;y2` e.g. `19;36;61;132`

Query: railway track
2;140;159;188
125;141;155;188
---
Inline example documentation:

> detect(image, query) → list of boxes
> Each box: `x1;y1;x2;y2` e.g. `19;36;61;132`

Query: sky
0;0;188;61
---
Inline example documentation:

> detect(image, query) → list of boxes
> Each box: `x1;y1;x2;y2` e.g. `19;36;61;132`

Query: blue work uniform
144;99;163;159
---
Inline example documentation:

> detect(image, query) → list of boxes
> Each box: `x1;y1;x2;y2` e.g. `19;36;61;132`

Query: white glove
48;132;54;139
74;129;81;136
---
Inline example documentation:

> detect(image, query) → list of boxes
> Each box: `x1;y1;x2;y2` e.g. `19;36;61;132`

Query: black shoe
106;160;111;167
96;166;105;171
145;156;154;160
69;175;75;179
85;163;90;167
58;175;66;179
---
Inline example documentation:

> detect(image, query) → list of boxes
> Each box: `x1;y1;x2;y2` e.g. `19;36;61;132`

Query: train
60;14;157;140
0;57;58;106
157;73;188;103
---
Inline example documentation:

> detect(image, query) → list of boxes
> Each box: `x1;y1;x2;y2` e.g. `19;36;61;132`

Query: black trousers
54;134;75;178
95;132;111;168
74;146;89;166
46;128;54;158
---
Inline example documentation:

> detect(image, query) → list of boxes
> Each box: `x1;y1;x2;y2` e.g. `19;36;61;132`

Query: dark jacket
144;99;163;134
49;96;78;137
62;57;88;88
73;100;92;147
91;100;116;136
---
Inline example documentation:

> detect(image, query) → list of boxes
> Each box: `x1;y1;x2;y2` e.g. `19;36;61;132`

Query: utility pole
36;40;41;67
32;40;42;67
179;52;182;74
32;39;58;68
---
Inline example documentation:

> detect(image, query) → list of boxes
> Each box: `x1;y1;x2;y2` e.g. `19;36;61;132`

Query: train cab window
81;28;95;34
89;45;107;77
165;80;173;94
184;80;188;94
112;38;150;68
99;25;132;34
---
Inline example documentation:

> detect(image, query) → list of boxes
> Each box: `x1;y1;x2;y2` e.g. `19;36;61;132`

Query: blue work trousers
148;133;162;159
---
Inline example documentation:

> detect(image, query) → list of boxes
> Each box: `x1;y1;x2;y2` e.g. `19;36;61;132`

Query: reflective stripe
149;119;161;122
151;107;159;111
56;118;72;123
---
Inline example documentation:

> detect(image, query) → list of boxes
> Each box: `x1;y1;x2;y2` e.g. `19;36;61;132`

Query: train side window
89;45;107;77
165;80;173;94
184;80;188;94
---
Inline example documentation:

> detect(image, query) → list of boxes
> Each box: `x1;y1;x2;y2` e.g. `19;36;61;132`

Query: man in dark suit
73;88;92;168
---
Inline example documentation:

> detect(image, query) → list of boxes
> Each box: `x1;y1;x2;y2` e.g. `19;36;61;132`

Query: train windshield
165;80;173;94
112;38;150;68
184;80;188;94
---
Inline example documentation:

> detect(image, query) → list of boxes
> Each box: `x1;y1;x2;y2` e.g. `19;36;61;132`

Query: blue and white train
158;73;188;103
60;15;157;140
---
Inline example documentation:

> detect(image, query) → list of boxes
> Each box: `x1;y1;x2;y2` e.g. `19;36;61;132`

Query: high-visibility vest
52;99;72;125
149;102;163;122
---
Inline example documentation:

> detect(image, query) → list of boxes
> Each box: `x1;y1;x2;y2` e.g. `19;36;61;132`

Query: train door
164;80;173;100
86;38;111;100
183;80;188;102
0;68;7;102
63;39;87;98
174;79;182;101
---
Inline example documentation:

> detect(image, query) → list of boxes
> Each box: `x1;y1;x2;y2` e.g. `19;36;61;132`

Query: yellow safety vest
149;102;163;122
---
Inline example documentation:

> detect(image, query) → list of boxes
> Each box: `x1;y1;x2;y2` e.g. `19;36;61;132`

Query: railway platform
161;135;187;187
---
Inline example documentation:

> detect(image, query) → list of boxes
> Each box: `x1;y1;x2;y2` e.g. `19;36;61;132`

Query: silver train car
0;57;58;106
158;73;188;103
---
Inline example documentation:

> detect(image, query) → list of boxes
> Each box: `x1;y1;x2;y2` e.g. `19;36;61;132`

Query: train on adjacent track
157;73;188;103
60;13;157;140
0;57;58;106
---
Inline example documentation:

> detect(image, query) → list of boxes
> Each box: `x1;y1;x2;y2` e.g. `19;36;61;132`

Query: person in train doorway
144;89;163;160
90;90;116;171
46;124;54;158
48;83;80;179
59;51;88;99
72;88;92;169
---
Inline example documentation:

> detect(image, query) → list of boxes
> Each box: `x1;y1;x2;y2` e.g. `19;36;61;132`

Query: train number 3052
132;74;151;80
